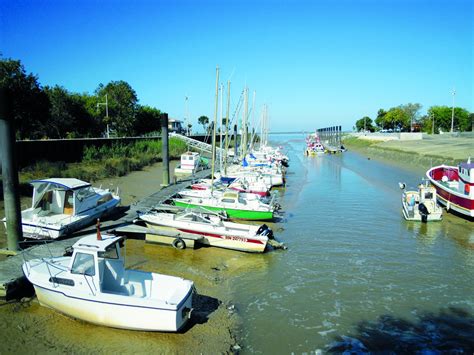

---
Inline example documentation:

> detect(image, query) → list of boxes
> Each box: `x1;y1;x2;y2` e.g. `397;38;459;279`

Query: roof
73;233;122;252
459;162;474;170
31;178;91;190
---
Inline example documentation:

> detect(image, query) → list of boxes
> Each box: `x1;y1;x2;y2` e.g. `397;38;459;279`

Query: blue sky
1;0;472;132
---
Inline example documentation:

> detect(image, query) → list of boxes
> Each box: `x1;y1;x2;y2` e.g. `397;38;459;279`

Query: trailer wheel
172;238;186;250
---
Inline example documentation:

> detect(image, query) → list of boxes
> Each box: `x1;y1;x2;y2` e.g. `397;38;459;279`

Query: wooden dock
0;169;211;300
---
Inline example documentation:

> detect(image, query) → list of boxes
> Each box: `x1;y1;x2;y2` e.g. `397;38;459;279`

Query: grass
14;138;188;196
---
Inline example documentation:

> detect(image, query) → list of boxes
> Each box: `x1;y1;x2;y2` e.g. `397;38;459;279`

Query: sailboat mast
211;66;219;194
224;80;231;175
219;83;223;173
241;87;248;159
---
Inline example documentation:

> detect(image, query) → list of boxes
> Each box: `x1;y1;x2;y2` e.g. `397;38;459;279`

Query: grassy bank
342;134;473;173
12;138;188;195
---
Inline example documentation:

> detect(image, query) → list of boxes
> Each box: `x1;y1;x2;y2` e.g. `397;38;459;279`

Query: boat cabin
458;160;474;197
67;234;140;296
30;178;113;217
180;152;201;172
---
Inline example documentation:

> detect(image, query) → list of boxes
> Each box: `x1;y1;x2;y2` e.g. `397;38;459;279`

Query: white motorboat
11;178;121;239
173;191;275;220
399;182;443;222
22;232;194;331
139;210;272;253
174;151;207;175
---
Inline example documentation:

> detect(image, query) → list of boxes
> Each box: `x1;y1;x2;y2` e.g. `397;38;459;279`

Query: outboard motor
418;203;429;223
256;224;274;239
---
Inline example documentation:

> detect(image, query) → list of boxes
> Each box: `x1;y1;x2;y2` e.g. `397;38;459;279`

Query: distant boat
22;232;194;331
426;158;474;218
3;178;120;239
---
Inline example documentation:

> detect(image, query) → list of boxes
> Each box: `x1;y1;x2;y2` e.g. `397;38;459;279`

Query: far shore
343;133;473;174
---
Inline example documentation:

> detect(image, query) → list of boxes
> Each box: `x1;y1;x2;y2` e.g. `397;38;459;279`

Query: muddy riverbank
0;161;249;353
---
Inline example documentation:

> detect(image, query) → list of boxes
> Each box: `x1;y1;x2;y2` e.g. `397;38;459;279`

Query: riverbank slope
343;134;473;174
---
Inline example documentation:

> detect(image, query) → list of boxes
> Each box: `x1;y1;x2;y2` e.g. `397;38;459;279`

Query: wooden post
161;113;170;186
0;93;22;251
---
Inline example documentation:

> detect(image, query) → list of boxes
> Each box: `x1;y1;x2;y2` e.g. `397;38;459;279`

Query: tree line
1;56;164;139
355;103;473;133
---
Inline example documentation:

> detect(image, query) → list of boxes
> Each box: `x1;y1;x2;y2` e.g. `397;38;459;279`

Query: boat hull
173;200;274;220
31;283;193;332
426;166;474;218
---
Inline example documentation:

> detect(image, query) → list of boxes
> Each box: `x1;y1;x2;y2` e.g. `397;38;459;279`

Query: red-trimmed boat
426;158;474;218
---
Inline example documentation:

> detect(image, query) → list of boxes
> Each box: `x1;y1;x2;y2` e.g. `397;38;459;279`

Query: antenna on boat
96;218;102;241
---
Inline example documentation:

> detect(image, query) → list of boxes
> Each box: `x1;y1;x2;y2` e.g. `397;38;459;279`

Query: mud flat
344;134;474;174
0;161;245;353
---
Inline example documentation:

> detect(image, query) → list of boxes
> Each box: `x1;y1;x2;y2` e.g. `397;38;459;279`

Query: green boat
173;191;274;221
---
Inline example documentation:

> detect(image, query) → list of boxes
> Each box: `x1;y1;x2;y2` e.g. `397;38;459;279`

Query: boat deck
0;169;211;300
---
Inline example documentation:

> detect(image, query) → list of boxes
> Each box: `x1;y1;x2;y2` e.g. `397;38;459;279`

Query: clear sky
1;0;472;132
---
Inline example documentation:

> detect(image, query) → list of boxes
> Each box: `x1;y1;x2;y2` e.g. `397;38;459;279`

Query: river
0;134;473;352
236;134;473;352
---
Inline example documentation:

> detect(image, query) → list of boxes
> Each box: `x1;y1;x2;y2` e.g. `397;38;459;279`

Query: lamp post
97;94;109;138
450;88;455;133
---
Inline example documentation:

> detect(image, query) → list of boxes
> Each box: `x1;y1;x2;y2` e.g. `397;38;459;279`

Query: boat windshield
98;243;119;259
76;186;97;201
71;252;95;276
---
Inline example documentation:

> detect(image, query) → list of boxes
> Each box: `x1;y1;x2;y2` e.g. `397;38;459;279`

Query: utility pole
450;88;456;133
97;94;109;138
432;114;435;135
161;113;170;186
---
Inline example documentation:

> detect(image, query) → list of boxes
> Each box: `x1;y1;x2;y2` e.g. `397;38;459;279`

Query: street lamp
97;94;109;138
450;88;456;133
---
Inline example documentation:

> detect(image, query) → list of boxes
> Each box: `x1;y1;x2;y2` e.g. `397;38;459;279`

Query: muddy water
1;137;473;353
236;135;474;353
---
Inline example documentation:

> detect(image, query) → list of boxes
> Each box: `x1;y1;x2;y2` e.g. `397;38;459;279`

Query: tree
375;109;387;130
0;57;50;139
134;105;161;135
198;115;209;132
398;103;422;131
95;81;138;136
355;116;374;132
383;107;410;131
427;106;471;133
44;86;97;138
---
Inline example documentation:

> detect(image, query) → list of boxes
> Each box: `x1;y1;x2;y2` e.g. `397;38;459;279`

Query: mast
241;87;248;159
211;66;219;194
224;80;231;175
219;83;223;172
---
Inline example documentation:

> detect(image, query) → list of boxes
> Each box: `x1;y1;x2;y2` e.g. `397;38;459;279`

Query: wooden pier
0;169;211;300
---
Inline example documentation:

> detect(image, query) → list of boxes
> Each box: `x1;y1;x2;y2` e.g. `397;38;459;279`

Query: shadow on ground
180;293;220;332
328;307;474;353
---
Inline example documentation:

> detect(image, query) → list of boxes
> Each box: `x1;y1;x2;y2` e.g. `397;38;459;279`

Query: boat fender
172;238;186;250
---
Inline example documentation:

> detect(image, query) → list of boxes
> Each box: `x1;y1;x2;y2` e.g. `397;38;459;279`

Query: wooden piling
0;95;22;251
161;113;170;186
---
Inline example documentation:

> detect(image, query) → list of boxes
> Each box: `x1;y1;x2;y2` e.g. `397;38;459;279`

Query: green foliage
355;116;374;132
198;115;209;132
0;57;50;139
135;105;161;136
427;106;471;133
95;81;138;136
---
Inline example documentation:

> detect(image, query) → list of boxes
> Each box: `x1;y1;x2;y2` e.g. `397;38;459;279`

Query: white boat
173;191;275;220
8;178;121;239
22;232;194;331
174;151;207;175
399;182;443;222
139;210;272;253
426;158;474;218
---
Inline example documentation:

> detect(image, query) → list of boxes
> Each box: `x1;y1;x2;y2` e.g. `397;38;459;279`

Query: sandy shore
345;134;473;173
0;161;244;354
